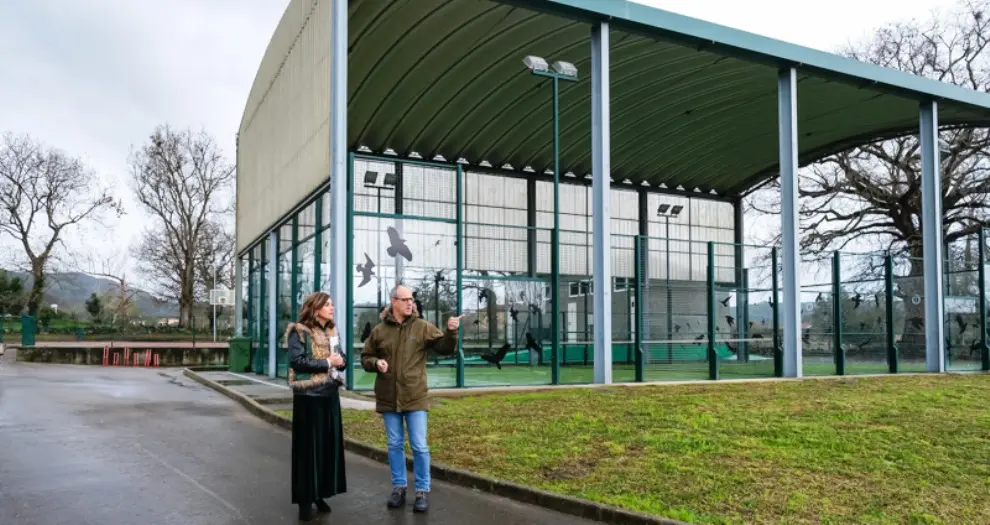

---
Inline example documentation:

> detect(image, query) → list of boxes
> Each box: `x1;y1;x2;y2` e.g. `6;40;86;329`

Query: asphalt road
0;355;600;525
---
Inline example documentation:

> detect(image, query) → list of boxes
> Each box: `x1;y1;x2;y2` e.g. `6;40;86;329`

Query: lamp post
364;170;397;311
523;55;578;385
213;265;218;342
657;203;684;364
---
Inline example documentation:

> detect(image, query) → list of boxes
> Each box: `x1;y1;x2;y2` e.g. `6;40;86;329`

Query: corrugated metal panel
237;0;331;252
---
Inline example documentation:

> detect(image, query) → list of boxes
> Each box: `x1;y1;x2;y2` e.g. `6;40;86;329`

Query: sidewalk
196;370;378;411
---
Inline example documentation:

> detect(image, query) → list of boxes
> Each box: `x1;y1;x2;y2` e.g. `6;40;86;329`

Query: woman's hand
328;354;344;368
376;359;388;373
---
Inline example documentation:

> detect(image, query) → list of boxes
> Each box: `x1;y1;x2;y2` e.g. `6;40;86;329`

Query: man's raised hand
376;359;389;373
447;314;466;332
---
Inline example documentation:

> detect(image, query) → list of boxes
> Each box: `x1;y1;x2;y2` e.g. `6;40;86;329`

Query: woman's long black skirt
291;389;347;504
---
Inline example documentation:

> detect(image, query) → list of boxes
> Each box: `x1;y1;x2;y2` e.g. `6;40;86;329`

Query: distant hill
3;270;178;317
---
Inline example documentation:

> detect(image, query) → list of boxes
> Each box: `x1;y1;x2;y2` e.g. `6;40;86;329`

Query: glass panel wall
238;154;743;388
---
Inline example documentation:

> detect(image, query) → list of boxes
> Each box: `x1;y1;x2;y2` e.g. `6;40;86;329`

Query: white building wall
237;0;331;252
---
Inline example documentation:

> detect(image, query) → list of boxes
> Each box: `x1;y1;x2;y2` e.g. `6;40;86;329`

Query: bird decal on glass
386;226;413;261
356;252;375;288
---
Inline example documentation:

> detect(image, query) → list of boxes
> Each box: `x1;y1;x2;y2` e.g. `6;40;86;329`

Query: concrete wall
237;0;332;252
16;347;229;367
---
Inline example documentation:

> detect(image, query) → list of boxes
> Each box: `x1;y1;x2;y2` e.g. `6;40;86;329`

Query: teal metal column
246;252;254;343
267;231;277;378
456;164;465;388
344;153;355;388
234;256;243;337
291;217;300;320
551;74;561;386
634;235;645;382
313;194;322;291
979;229;989;371
832;251;845;375
885;254;898;373
772;247;782;377
707;242;719;380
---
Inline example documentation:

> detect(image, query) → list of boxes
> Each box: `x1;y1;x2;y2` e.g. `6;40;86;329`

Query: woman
285;292;348;521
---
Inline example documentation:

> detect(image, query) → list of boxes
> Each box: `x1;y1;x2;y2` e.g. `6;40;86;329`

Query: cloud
0;0;285;278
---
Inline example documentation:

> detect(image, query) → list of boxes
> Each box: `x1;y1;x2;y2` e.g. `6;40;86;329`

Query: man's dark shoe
298;503;315;521
387;487;406;509
413;491;429;513
314;499;331;513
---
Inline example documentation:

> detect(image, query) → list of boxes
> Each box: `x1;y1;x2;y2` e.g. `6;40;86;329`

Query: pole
707;242;718;380
665;216;673;364
979;228;989;371
213;266;218;342
551;75;561;385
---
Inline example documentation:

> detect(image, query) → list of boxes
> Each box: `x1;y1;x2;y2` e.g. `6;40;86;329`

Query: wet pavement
0;357;601;525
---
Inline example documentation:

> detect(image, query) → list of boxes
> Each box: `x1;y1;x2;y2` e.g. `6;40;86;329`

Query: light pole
523;55;578;384
364;170;397;311
212;264;224;342
657;203;684;364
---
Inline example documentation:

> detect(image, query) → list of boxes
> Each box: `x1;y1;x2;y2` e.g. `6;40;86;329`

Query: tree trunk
179;259;196;328
27;262;45;316
899;249;926;360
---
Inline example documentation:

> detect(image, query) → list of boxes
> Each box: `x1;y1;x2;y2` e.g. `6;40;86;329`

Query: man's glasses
392;297;414;303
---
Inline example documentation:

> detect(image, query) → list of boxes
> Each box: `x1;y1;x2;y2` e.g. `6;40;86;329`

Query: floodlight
670;205;684;217
657;204;670;215
551;60;578;78
364;171;397;189
523;55;549;72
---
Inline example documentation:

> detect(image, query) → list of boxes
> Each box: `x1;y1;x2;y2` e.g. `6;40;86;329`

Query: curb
182;368;686;525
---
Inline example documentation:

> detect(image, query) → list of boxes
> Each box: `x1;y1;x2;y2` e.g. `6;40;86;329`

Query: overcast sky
0;0;959;283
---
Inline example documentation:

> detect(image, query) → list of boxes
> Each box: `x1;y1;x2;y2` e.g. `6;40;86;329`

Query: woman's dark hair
297;292;335;329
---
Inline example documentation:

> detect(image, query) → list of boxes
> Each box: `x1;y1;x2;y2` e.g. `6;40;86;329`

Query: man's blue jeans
382;411;430;492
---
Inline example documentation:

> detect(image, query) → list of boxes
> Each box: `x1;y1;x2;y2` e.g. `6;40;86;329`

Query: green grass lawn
335;374;990;524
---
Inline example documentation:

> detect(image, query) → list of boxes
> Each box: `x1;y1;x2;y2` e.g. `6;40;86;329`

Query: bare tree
130;125;234;327
0;132;121;315
86;252;141;326
749;0;990;349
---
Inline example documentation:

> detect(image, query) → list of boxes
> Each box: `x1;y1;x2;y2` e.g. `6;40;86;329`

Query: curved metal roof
347;0;990;197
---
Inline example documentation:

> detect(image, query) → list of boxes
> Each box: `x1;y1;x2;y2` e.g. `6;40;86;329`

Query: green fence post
551;229;560;385
885;254;898;374
832;251;845;375
707;242;719;380
979;229;989;371
634;235;645;382
772;247;782;377
456;163;465;388
739;269;750;363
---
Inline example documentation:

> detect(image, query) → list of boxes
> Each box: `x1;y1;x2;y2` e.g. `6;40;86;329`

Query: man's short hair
390;285;411;299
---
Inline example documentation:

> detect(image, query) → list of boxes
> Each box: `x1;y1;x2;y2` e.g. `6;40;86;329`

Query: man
361;285;463;513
